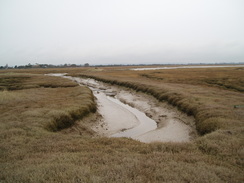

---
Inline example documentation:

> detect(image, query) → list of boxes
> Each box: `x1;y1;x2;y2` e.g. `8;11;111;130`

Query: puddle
47;73;197;143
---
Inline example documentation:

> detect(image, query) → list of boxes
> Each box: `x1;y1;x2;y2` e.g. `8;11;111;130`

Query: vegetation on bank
0;73;96;132
75;67;243;135
0;67;243;182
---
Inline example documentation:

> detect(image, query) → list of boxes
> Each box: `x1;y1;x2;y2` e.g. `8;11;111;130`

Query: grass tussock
46;99;97;132
0;67;244;182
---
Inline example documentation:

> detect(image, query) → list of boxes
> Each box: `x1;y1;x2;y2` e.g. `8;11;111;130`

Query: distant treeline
1;62;243;69
0;63;90;69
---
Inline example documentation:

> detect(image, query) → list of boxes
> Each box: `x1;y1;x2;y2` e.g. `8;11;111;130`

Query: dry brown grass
139;67;244;92
72;67;244;133
0;67;244;182
0;73;78;91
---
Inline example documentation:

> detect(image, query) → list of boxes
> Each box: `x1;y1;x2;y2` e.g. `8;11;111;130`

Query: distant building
33;64;40;68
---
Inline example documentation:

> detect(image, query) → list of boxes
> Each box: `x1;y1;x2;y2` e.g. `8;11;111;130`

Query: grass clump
46;111;75;131
46;100;97;132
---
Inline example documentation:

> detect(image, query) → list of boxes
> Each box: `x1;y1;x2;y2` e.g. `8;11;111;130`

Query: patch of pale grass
0;90;26;105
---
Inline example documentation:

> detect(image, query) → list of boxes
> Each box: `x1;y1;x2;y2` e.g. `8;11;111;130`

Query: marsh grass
74;67;244;134
139;67;244;92
0;73;77;91
68;66;244;179
46;100;96;132
0;67;244;182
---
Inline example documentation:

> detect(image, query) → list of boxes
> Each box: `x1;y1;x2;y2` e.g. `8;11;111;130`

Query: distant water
131;65;244;71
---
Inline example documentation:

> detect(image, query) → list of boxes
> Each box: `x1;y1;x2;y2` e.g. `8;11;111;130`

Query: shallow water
94;92;139;135
131;65;244;71
85;81;158;138
109;96;157;138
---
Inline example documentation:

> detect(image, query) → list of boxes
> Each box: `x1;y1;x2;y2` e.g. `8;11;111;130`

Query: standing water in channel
47;73;196;143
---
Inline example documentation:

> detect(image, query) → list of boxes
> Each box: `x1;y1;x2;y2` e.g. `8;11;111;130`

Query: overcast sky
0;0;244;66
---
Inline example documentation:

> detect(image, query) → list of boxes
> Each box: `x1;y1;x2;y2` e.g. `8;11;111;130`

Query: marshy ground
58;75;196;142
0;66;243;182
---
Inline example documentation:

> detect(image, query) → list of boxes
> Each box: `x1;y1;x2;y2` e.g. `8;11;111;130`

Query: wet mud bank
48;74;198;143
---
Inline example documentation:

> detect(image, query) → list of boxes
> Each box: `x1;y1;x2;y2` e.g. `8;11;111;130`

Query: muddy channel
49;74;198;143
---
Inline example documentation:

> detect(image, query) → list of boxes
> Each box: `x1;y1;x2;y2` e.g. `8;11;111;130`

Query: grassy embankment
0;67;243;182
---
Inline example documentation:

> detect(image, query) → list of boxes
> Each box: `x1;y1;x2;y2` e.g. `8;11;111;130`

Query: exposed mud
48;73;198;143
116;90;197;142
